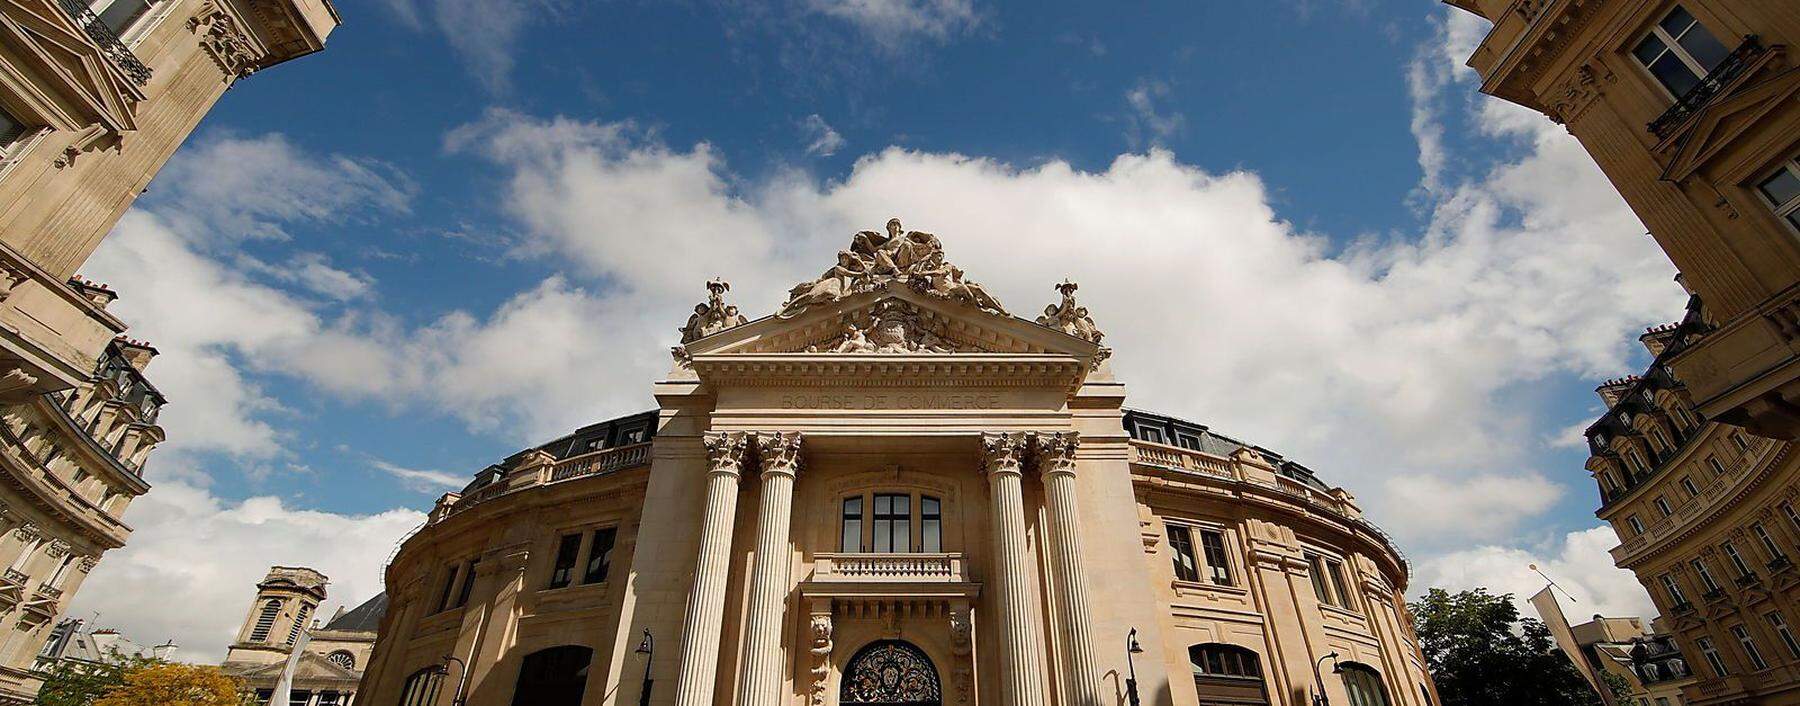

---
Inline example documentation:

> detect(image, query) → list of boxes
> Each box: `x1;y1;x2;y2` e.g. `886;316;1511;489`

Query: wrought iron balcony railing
1649;35;1763;139
55;0;153;85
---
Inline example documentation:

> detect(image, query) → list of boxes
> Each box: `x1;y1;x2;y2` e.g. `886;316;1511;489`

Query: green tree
35;647;160;706
91;663;243;706
1410;587;1603;706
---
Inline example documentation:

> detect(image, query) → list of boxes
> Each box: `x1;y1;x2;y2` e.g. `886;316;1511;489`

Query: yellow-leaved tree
92;663;244;706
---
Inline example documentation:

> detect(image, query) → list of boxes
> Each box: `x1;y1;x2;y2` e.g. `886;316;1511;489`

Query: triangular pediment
1660;59;1797;182
229;652;358;680
0;0;144;132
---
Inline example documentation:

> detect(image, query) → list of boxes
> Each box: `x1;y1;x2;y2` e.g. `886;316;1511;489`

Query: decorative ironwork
841;640;942;705
1648;35;1763;139
55;0;153;85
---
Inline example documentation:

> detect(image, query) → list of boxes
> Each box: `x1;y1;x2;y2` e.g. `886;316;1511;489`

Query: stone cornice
1479;0;1602;111
690;354;1087;390
37;395;150;495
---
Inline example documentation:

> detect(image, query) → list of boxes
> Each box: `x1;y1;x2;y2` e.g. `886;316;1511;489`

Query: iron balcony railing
55;0;152;85
1649;35;1763;139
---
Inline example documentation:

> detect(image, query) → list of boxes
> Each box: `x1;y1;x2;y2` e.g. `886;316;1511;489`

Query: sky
64;0;1690;661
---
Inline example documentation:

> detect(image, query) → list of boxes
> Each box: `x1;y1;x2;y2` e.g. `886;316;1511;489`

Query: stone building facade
1586;297;1800;705
1447;0;1800;440
358;223;1436;706
221;566;383;706
0;0;338;701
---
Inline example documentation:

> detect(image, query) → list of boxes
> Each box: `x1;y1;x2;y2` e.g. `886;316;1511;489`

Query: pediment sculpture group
676;219;1107;355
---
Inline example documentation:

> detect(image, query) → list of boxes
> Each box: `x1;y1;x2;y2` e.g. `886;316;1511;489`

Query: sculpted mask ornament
780;219;1007;317
679;279;749;344
808;615;833;706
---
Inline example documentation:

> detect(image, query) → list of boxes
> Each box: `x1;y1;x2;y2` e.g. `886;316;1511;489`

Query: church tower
224;566;327;665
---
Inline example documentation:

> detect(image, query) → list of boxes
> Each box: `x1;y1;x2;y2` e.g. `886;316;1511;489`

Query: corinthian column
980;432;1049;706
673;431;749;706
738;431;804;706
1035;432;1102;706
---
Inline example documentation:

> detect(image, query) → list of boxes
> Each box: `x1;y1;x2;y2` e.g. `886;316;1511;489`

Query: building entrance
839;640;942;706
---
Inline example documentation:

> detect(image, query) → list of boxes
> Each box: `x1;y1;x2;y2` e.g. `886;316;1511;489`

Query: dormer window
1631;6;1731;98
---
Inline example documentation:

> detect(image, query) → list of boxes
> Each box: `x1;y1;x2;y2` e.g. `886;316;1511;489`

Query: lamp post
635;628;655;706
1311;651;1339;706
1125;627;1144;706
440;654;469;706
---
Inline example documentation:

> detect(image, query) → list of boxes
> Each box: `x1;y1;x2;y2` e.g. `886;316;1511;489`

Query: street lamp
439;654;469;706
1311;652;1339;706
1125;628;1145;706
635;629;655;706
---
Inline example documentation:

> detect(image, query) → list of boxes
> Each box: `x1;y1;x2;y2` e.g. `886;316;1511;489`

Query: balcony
1670;600;1695;615
1703;588;1727;603
1649;35;1763;138
54;0;151;85
1735;571;1762;588
1770;555;1793;574
802;553;978;607
547;442;651;483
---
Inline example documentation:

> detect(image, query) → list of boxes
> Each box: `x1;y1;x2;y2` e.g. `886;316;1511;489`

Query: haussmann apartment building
357;222;1439;706
0;0;339;700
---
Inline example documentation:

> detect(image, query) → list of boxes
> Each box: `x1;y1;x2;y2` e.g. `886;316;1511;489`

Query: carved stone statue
679;279;749;343
808;614;833;706
1036;279;1104;344
813;300;961;354
779;219;1007;317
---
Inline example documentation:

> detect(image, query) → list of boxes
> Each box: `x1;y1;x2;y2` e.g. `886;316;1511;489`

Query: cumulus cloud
371;460;468;492
801;114;847;157
1412;525;1653;621
148;133;414;245
66;479;423;663
1383;473;1562;543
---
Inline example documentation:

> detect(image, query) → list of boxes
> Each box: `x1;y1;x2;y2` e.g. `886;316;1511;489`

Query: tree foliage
35;647;161;706
1409;587;1603;706
90;663;244;706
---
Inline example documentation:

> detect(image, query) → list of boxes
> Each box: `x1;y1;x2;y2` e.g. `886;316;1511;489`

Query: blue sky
65;0;1687;659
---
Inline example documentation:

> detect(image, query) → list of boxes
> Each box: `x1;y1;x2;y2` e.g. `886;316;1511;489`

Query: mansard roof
1122;408;1332;492
321;592;385;633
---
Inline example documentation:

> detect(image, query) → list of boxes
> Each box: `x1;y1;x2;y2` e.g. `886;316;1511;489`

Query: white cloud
801;114;847;157
1124;78;1185;147
1383;473;1562;542
371;460;467;492
148;133;413;245
66;479;423;663
804;0;980;46
1412;525;1653;621
374;0;539;93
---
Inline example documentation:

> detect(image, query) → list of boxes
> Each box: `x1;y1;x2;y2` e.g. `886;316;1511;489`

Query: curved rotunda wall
358;223;1432;706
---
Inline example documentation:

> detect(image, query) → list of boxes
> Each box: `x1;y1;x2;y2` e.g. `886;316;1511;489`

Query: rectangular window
93;0;153;35
1631;5;1731;98
1785;502;1800;535
1732;624;1769;670
1725;542;1754;578
1306;553;1335;607
1707;455;1727;476
1660;574;1687;604
841;496;863;552
1325;558;1355;610
1627;515;1645;535
1174;433;1202;451
435;565;459;613
1694;559;1721;592
1698;637;1728;677
1167;524;1200;582
548;533;581;588
1752;523;1787;562
1198;529;1232;586
1654;496;1673;516
1758;160;1800;232
1767;612;1800;659
872;494;909;553
1680;476;1700;497
453;559;478;609
1733;431;1750;450
583;527;617;584
920;496;942;553
1136;424;1165;444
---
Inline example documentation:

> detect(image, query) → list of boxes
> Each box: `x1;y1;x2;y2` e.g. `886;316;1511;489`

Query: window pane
894;518;910;552
1633;34;1669;67
841;497;862;551
921;496;941;553
96;0;151;34
1168;526;1200;582
1758;168;1800;208
873;520;891;552
455;559;479;607
0;107;22;147
1650;53;1702;96
549;533;581;588
1674;18;1730;69
1658;6;1696;37
1787;212;1800;231
583;528;616;584
1327;560;1355;609
1199;530;1233;586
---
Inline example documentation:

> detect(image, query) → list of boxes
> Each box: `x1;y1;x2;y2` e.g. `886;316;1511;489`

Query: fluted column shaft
674;432;749;706
738;432;804;706
1037;432;1102;706
981;432;1048;706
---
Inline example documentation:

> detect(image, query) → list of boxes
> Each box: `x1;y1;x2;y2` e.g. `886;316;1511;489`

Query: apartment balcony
1735;572;1762;589
52;0;151;84
1648;36;1764;139
1671;285;1800;441
801;553;979;609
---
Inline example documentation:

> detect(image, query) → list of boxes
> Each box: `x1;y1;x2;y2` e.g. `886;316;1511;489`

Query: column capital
1030;431;1080;477
703;431;751;477
980;432;1030;477
755;431;804;477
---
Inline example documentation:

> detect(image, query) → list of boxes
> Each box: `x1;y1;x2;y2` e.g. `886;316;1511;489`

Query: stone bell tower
224;566;328;665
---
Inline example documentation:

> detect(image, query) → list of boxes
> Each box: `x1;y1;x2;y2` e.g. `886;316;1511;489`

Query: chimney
67;277;117;310
113;337;157;372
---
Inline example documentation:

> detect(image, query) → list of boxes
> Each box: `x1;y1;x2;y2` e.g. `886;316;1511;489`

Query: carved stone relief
780;219;1006;318
808;613;833;706
187;3;262;79
811;299;968;354
678;278;748;344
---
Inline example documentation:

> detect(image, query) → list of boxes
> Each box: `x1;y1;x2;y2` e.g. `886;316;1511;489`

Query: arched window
247;599;282;643
325;650;355;670
511;645;593;706
398;667;443;706
1188;643;1268;705
1339;662;1392;706
841;640;941;705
